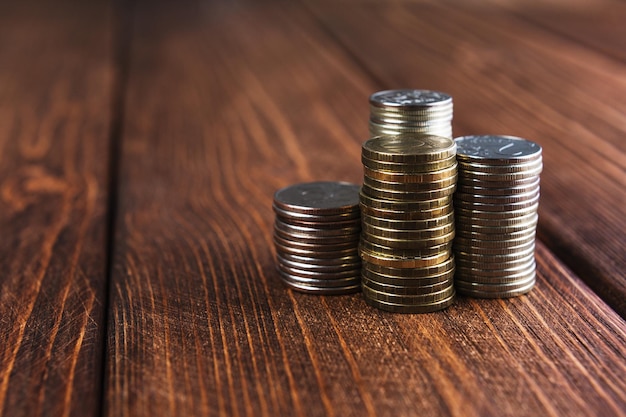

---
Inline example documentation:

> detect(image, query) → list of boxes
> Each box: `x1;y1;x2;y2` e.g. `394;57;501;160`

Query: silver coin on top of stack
273;181;362;295
369;89;453;138
359;134;457;313
453;135;542;298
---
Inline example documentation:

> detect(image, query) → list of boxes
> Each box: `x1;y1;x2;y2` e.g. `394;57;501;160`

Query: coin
278;263;361;280
277;270;360;287
279;252;361;266
455;135;542;165
362;230;455;249
279;279;361;295
273;234;359;252
363;164;457;183
277;254;360;272
455;278;535;298
363;283;455;303
360;192;452;211
273;181;360;215
272;204;360;222
274;227;360;245
360;201;454;220
364;256;455;277
360;238;452;256
362;211;455;230
362;135;456;163
362;183;456;201
359;247;452;268
363;292;455;313
364;174;458;192
370;89;453;109
362;266;454;286
362;221;455;240
362;154;457;173
275;219;361;237
363;276;452;295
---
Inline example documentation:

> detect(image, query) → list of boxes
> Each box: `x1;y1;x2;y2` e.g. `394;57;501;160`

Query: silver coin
273;203;360;222
274;228;360;245
273;181;360;215
370;89;452;109
278;263;361;280
455;135;542;164
279;275;361;295
277;254;361;273
455;278;535;298
280;252;361;266
277;269;360;287
455;261;536;278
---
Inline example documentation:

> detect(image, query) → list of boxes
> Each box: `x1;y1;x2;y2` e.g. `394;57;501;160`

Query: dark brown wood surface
1;0;625;416
104;1;626;416
0;1;113;416
305;0;626;316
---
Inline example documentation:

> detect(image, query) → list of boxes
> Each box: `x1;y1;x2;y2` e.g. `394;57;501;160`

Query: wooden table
1;0;625;416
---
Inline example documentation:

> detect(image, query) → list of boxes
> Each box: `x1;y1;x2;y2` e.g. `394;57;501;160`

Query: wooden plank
0;1;114;416
462;0;626;63
107;1;626;416
304;1;626;317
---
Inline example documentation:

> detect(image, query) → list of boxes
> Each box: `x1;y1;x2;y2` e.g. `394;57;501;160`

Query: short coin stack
273;181;362;295
359;134;458;313
453;135;542;298
369;89;453;138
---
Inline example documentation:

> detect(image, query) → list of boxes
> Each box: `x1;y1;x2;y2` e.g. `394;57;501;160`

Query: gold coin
363;174;458;192
363;164;457;183
363;276;452;295
359;191;452;210
363;256;455;277
363;283;455;304
362;183;456;201
359;247;452;268
361;229;455;249
362;211;455;230
359;238;452;257
369;124;452;139
362;154;457;173
362;135;456;163
363;292;455;313
360;201;454;220
362;221;455;240
362;266;454;286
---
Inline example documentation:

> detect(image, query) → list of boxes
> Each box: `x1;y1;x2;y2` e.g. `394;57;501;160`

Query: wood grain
304;0;626;316
0;1;114;416
106;1;626;416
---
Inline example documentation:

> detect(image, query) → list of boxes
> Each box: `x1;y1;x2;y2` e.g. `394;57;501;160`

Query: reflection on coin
273;181;360;215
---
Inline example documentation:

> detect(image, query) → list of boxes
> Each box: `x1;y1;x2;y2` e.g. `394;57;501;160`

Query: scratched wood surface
105;1;626;416
304;0;626;316
0;1;113;416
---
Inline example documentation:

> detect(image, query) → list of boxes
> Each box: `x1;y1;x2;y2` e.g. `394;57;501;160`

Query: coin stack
453;135;542;298
359;134;458;313
273;181;362;295
369;89;453;138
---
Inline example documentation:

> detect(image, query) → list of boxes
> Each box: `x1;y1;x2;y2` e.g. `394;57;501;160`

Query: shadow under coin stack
453;135;543;298
273;182;362;295
369;89;454;138
359;135;458;313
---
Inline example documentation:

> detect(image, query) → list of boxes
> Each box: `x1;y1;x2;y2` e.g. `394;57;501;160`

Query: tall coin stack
273;182;362;295
453;135;542;298
369;89;453;138
359;135;457;313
